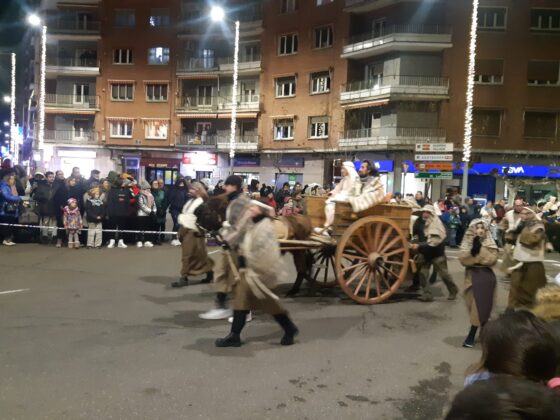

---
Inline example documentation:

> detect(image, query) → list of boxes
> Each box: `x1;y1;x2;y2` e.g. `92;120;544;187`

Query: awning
177;113;219;119
341;99;389;110
270;114;295;119
106;116;136;121
141;118;170;122
143;80;170;84
108;79;136;84
45;108;96;115
177;74;219;80
217;112;257;119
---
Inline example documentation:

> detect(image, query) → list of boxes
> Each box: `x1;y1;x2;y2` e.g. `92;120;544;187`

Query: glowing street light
27;14;41;27
210;6;226;22
3;121;9;127
3;95;11;104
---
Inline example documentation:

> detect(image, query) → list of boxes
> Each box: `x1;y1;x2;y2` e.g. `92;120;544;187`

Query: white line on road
0;288;30;295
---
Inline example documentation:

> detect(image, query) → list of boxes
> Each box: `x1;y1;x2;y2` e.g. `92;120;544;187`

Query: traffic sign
415;163;455;171
415;143;454;152
415;154;453;162
415;172;453;180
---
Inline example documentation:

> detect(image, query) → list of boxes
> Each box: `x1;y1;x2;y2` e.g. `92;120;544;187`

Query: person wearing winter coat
105;178;132;248
136;180;157;248
279;196;301;217
458;219;499;348
33;171;59;243
347;160;386;213
85;187;105;248
63;198;83;249
172;181;214;288
0;172;23;246
275;182;292;211
167;177;189;246
151;180;168;244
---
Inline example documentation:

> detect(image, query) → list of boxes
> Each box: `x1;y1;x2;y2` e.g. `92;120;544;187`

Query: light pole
28;14;47;156
462;0;479;198
10;52;17;163
210;6;240;175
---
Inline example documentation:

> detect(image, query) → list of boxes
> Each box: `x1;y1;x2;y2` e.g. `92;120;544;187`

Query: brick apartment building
26;0;560;201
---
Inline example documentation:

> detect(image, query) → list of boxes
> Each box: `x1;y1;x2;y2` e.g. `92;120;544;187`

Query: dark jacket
0;180;22;217
67;184;86;213
85;197;106;223
167;181;189;212
34;181;59;217
275;189;291;210
152;188;168;224
106;187;132;218
52;179;68;216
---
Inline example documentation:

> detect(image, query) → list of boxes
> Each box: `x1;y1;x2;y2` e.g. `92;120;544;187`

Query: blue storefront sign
454;163;560;178
233;156;260;167
278;156;305;168
374;160;394;173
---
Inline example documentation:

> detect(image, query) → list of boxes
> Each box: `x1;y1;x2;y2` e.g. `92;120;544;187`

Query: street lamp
210;6;240;175
3;95;11;104
27;13;47;155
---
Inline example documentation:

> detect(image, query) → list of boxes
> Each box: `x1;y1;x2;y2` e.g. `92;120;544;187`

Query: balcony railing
44;129;97;144
344;75;449;92
347;24;450;46
176;95;260;111
46;57;99;68
340;126;445;148
177;133;218;148
216;134;258;150
48;19;101;34
345;0;441;11
177;133;258;149
177;54;261;72
45;94;99;109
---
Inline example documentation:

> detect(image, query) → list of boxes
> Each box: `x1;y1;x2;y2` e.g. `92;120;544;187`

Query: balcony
46;57;100;76
339;127;446;150
217;134;258;151
342;24;452;59
340;75;449;105
177;55;261;75
44;129;97;144
177;133;218;149
176;95;260;113
344;0;442;13
48;19;101;39
45;94;99;113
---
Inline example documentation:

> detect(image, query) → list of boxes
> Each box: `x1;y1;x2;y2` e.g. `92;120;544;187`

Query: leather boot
215;310;248;347
201;271;213;284
273;313;299;346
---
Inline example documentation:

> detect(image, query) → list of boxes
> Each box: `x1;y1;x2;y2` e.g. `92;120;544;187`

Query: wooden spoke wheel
309;245;338;288
335;216;410;304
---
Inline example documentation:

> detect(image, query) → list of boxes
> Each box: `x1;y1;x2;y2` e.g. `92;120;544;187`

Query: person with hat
172;181;214;288
410;204;459;302
506;206;548;310
85;186;105;248
498;198;524;273
136;180;157;248
63;197;83;249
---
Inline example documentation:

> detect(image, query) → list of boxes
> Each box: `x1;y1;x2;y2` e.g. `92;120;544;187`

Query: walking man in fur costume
498;198;523;272
410;205;459;302
215;197;299;347
507;207;548;310
458;219;498;348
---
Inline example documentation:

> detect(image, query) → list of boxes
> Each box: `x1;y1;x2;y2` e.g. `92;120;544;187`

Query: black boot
462;325;478;348
171;277;188;288
273;313;299;346
215;292;228;309
201;271;213;284
215;310;248;347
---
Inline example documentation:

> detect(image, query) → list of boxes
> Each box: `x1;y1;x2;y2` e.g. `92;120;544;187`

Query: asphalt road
1;244;559;420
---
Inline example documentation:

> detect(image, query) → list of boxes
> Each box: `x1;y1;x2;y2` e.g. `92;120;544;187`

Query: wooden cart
279;196;412;305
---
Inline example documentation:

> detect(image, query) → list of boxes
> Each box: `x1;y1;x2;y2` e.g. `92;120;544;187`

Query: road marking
0;288;30;295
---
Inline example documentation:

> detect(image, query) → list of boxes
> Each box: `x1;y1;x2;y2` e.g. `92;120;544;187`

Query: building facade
28;0;560;198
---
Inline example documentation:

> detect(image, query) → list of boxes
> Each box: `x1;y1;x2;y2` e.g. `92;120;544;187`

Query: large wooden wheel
335;216;410;304
309;245;337;288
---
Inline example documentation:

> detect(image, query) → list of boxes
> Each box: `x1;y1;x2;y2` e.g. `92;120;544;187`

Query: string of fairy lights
38;24;47;153
10;52;17;162
228;20;240;174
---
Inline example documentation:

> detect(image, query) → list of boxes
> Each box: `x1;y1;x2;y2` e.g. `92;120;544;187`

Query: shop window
477;7;506;31
279;33;298;55
473;109;501;136
110;120;133;138
311;71;331;94
111;83;133;101
475;59;503;84
281;0;297;14
527;61;560;86
276;76;296;97
148;47;170;65
524;112;557;138
309;116;329;139
146;84;168;101
530;9;560;32
144;120;169;139
115;9;135;27
314;26;333;49
274;119;294;140
113;48;133;64
149;9;170;27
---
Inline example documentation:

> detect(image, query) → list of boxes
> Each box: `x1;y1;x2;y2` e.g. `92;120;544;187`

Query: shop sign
142;157;181;168
416;163;454;171
278;156;305;168
58;150;97;159
374;160;394;172
182;152;217;166
415;143;454;152
454;163;560;178
415;172;453;180
233;156;260;167
415;154;453;162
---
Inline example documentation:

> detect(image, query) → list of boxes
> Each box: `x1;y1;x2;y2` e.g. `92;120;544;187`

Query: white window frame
110;83;134;101
278;33;298;56
527;60;560;86
530;8;560;31
115;9;135;27
146;84;168;102
281;0;297;14
475;74;503;85
309;116;329;139
144;120;169;140
478;7;507;30
274;119;294;140
149;9;170;27
148;47;170;65
113;48;133;64
276;77;296;98
73;83;90;104
310;71;331;94
314;26;333;49
110;120;133;138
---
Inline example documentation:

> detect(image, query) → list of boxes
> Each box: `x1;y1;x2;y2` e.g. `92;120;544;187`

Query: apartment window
274;119;294;140
115;9;135;27
309;116;329;139
317;0;334;5
149;9;170;27
279;33;298;55
527;61;560;86
475;59;503;84
148;47;170;65
111;83;133;101
197;85;213;106
524;112;557;138
530;9;560;31
276;77;296;97
314;26;333;49
113;48;133;64
144;120;168;139
473;109;501;136
478;7;506;30
281;0;297;13
146;84;168;101
311;71;331;94
110;120;133;138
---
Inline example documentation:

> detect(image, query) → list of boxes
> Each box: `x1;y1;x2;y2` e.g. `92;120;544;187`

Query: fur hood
532;285;560;321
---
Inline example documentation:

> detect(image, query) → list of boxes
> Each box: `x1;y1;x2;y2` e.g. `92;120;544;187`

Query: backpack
194;194;229;232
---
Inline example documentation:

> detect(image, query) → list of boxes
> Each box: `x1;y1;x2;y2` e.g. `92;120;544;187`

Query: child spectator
279;196;302;217
63;198;83;249
85;187;105;249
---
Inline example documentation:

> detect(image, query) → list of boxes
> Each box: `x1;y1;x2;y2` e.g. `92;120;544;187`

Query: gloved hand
471;236;482;256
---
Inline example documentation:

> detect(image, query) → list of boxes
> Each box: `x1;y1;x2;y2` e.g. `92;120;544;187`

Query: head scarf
460;218;498;252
